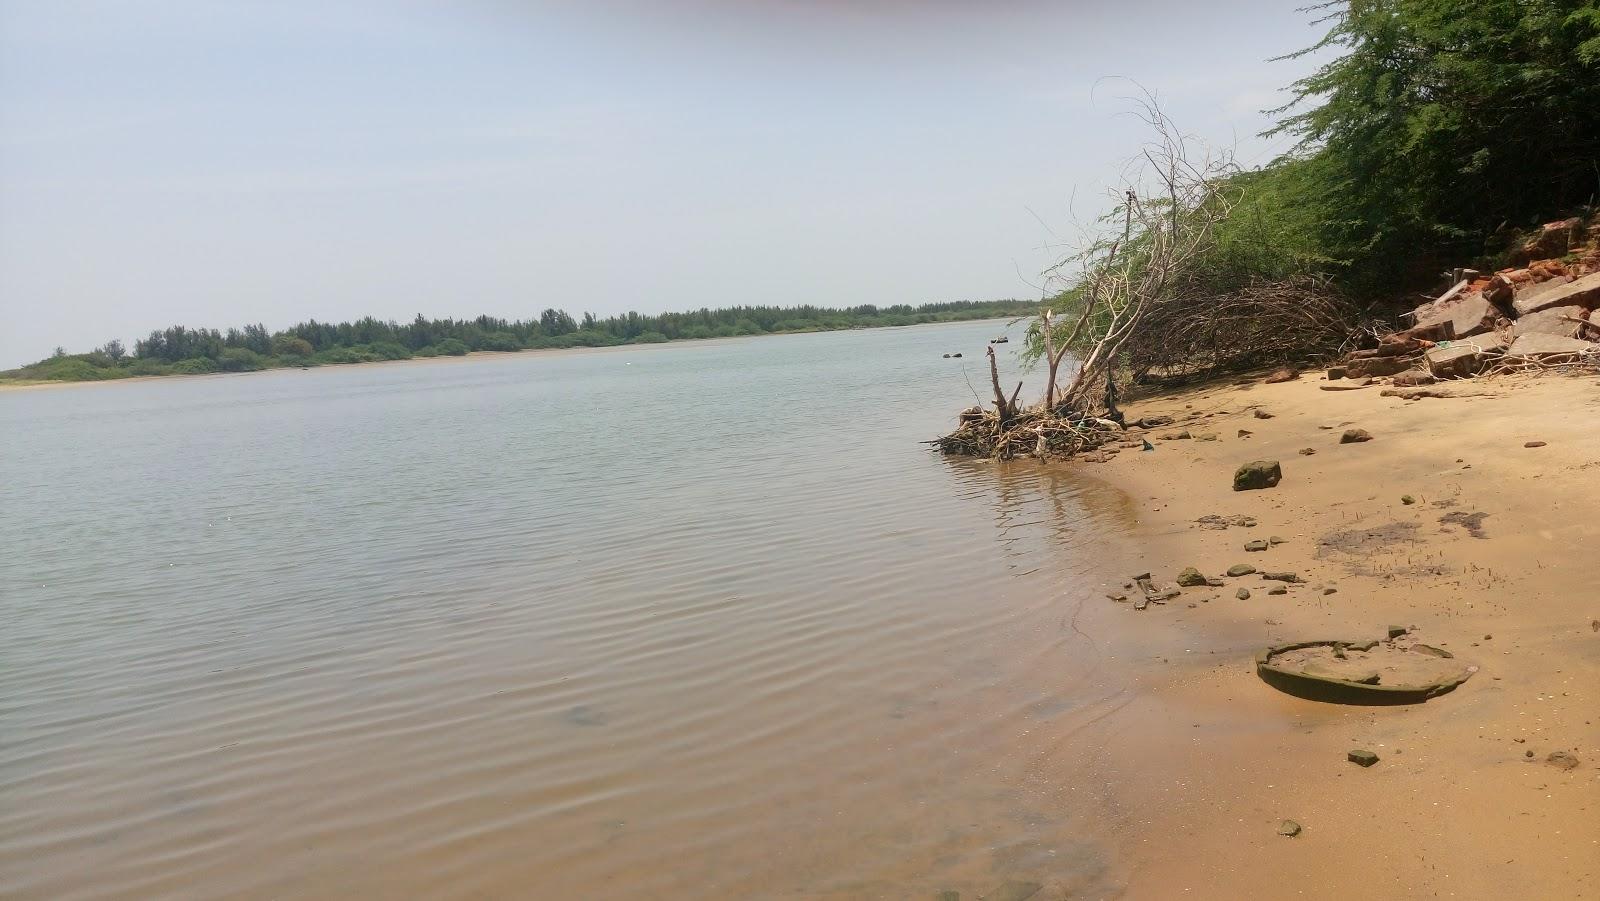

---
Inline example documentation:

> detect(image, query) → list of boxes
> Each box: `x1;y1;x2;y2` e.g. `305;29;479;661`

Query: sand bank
1061;371;1599;898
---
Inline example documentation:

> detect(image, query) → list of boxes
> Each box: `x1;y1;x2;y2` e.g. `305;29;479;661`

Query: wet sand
1065;371;1600;898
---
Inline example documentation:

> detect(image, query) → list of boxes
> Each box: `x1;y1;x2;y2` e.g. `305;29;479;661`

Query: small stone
1238;429;1253;438
1526;750;1535;758
1323;587;1337;595
1176;567;1208;587
1546;751;1581;771
1298;447;1316;455
1206;578;1226;587
1245;539;1269;552
1340;428;1373;444
1401;495;1415;505
1269;536;1286;545
1348;749;1379;767
1388;625;1408;638
1265;366;1299;384
1263;572;1300;583
1226;564;1256;577
1254;409;1274;419
1484;634;1492;640
1524;440;1546;448
1232;460;1283;491
1236;588;1251;600
1277;820;1302;837
1106;593;1128;602
1195;432;1219;442
1267;586;1288;595
1131;572;1151;581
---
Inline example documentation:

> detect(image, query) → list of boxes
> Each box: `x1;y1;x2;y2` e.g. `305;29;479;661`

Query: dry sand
1065;371;1600;899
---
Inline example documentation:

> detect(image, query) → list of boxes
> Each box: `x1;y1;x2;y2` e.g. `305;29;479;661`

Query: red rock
1264;367;1300;384
1345;355;1416;378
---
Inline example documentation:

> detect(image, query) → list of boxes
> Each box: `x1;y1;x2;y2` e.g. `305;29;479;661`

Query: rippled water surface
1;320;1142;899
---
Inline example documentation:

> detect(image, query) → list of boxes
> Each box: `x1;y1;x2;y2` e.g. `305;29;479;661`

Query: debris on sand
1439;511;1490;539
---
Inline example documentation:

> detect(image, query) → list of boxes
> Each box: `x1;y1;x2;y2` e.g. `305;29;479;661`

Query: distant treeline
5;300;1032;382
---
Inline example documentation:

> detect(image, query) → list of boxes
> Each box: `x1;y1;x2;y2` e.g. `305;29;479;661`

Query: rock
1277;819;1302;837
1206;578;1226;587
1323;587;1338;595
1176;567;1209;587
1413;292;1499;340
1236;588;1251;600
1195;432;1219;441
1344;355;1415;378
986;881;1042;901
1245;539;1269;552
1326;366;1346;380
1510;217;1584;266
1263;571;1300;582
1401;495;1416;504
1237;429;1253;438
1195;514;1258;529
1546;751;1581;771
1267;585;1288;595
1253;409;1274;419
1264;367;1300;383
1391;369;1435;387
1137;415;1174;428
1131;572;1152;581
1348;749;1380;767
1340;428;1373;444
1513;270;1600;315
1304;662;1380;683
1524;440;1546;448
1269;535;1286;545
1425;334;1508;378
1233;460;1283;491
1505;333;1597;363
1320;383;1372;391
1227;564;1256;577
1106;593;1128;601
1512;305;1585;339
1388;625;1408;638
1298;447;1316;455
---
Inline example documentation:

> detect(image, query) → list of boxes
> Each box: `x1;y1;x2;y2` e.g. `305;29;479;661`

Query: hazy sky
0;1;1326;366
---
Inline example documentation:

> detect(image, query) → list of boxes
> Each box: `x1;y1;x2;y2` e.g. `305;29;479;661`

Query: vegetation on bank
1023;0;1600;389
3;300;1033;383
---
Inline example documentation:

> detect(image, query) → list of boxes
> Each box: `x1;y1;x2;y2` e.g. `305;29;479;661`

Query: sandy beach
1055;370;1600;898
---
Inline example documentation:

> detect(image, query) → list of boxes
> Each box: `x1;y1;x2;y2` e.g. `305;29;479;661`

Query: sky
0;1;1328;366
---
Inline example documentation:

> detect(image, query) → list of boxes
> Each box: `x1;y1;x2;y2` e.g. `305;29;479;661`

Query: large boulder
1413;293;1499;340
1505;334;1598;362
1514;271;1600;316
1233;460;1283;491
1425;334;1507;378
1512;305;1583;339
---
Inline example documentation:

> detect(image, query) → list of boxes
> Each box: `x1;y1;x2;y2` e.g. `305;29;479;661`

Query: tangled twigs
931;406;1121;461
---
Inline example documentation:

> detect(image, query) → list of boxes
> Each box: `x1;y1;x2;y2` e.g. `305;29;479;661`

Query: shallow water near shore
1;320;1150;899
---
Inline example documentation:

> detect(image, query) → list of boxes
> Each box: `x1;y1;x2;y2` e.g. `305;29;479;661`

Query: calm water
1;320;1146;899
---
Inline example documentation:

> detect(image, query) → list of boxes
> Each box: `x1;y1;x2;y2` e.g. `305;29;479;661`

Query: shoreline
0;315;1023;393
1049;370;1599;897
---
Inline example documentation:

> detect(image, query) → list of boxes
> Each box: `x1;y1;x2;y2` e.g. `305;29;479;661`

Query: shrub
433;338;470;356
476;331;523;352
218;348;265;372
272;335;314;358
171;357;219;374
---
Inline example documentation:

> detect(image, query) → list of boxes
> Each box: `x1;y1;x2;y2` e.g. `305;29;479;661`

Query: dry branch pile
933;406;1121;461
